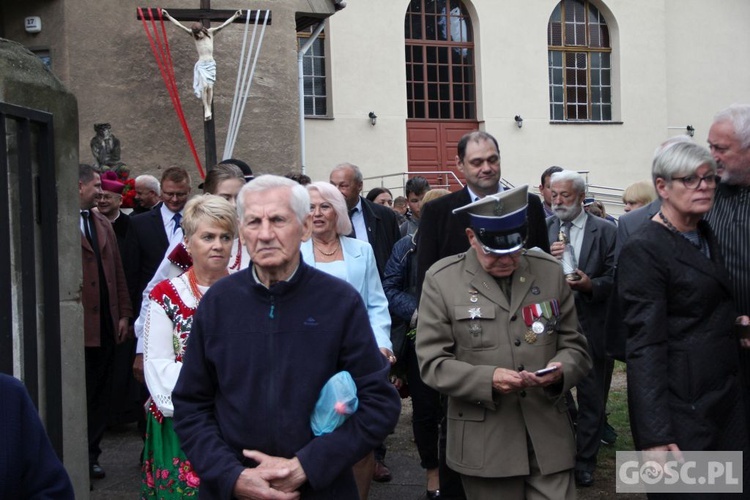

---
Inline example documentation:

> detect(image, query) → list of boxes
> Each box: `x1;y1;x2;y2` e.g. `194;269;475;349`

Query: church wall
664;0;750;144
303;0;750;209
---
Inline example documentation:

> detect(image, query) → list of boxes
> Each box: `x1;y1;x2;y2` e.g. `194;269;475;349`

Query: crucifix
137;1;272;169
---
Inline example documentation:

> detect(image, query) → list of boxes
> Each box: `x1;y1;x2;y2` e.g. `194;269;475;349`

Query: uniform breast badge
469;289;479;303
522;300;561;343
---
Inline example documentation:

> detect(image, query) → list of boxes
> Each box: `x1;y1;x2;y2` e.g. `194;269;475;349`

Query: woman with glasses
618;141;748;478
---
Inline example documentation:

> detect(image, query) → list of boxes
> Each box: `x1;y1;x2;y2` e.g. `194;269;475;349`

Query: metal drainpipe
298;22;326;176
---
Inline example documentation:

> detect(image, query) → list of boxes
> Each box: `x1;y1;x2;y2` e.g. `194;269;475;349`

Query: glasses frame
670;173;718;190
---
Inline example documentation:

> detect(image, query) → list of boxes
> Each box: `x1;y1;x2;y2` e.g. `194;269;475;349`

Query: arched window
405;0;475;120
548;0;611;121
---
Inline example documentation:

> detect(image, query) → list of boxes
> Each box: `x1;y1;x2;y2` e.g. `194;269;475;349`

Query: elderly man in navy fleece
173;175;401;499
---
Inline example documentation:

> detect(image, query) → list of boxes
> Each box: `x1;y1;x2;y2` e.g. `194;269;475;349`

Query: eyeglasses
670;174;717;189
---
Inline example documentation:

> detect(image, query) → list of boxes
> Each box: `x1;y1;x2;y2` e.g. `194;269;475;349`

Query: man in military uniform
416;185;591;499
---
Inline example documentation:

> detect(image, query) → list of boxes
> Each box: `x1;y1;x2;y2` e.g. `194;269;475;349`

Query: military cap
453;184;528;255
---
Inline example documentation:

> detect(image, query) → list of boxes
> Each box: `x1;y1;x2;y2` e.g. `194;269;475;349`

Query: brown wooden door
406;120;477;191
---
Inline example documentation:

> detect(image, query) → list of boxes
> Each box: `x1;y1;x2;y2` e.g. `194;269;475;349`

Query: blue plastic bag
311;371;359;436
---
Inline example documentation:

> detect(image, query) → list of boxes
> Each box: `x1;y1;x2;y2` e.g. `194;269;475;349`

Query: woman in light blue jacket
300;182;393;358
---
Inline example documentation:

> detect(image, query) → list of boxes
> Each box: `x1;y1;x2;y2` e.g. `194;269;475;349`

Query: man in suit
126;167;192;305
330;162;401;279
79;164;133;480
329;162;401;482
415;130;550;498
546;170;616;487
126;166;192;379
416;185;591;499
417;131;550;295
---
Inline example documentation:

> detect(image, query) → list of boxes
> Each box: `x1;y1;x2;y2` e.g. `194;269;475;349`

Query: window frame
297;25;330;119
547;0;613;123
405;0;476;121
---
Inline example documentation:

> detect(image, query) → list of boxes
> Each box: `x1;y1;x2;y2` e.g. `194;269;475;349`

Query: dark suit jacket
546;214;616;355
124;202;170;312
359;197;401;278
416;186;550;294
619;221;746;451
605;198;660;360
81;210;132;347
110;210;130;257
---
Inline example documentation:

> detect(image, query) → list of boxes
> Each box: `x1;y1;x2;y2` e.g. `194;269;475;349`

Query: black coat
618;220;747;452
124;202;169;313
416;186;550;295
359;196;401;279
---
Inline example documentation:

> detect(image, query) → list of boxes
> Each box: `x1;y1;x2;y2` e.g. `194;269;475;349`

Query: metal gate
0;101;63;456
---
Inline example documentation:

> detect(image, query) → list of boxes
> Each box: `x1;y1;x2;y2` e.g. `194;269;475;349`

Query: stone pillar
0;38;88;498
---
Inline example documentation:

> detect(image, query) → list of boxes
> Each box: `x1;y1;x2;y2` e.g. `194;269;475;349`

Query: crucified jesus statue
162;8;242;121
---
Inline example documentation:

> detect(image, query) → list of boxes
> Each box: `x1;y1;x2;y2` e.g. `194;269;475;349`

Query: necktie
497;276;511;301
562;221;576;260
347;207;357;238
172;212;182;234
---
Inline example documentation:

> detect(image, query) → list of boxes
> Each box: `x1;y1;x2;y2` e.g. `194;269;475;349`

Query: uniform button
514;339;521;346
520;390;526;398
517;364;524;371
510;314;518;321
458;411;464;417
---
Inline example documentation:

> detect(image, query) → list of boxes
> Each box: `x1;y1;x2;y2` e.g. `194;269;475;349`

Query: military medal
469;289;478;303
532;321;545;334
468;307;481;319
522;304;540;344
524;329;537;344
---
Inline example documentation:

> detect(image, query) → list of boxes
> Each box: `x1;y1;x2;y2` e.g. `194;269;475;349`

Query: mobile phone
534;366;559;377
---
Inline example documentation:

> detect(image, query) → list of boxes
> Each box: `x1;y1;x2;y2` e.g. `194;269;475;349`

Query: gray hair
550;169;586;194
713;104;750;149
653;135;694;159
236;174;310;225
331;162;363;184
306;182;353;236
182;194;238;240
652;141;716;188
135;174;161;195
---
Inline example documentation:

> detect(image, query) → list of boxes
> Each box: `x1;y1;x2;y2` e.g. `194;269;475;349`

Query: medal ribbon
540;301;552;319
522;305;535;327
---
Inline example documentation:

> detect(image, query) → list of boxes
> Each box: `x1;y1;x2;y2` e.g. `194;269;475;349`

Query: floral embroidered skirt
141;412;200;498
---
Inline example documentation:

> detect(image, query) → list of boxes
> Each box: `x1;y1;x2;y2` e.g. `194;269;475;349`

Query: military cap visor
453;184;530;255
474;219;527;255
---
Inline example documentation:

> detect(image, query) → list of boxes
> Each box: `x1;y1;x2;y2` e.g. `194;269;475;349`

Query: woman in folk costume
141;195;236;497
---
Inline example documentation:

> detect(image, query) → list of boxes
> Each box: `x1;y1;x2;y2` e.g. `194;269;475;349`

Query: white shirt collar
466;183;503;202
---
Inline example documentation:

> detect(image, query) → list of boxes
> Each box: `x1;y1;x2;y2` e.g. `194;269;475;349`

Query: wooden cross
137;1;272;170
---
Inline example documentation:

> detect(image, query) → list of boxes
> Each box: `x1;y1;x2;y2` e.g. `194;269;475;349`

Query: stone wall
0;37;88;498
